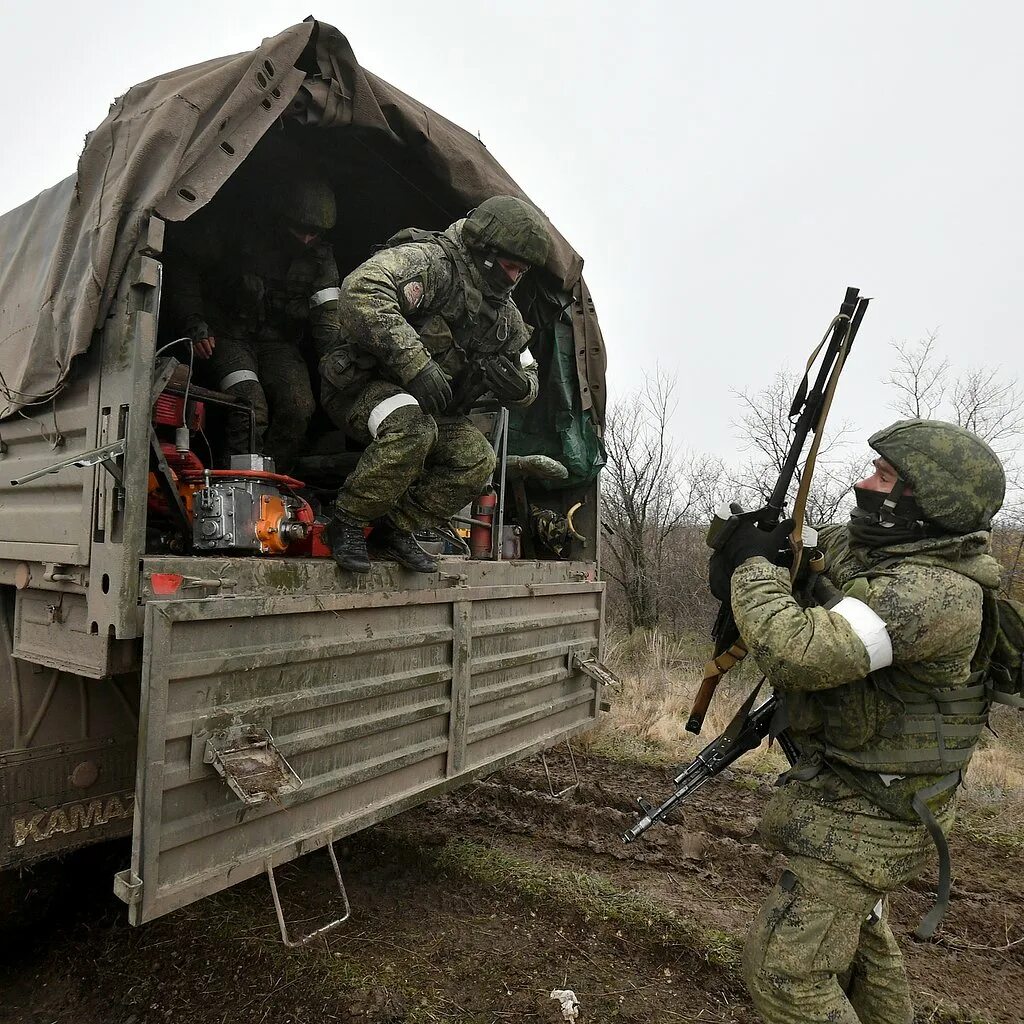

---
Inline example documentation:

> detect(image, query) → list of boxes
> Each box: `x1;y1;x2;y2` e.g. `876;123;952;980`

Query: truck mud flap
117;581;604;924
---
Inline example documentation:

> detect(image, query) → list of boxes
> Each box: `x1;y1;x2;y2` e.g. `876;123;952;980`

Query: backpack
976;591;1024;709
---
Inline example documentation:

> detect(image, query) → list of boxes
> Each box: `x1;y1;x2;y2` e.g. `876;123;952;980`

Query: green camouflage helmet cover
462;196;551;267
275;173;337;232
869;418;1005;532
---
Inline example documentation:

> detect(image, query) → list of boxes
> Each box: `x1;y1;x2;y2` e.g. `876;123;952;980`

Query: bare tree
886;334;1023;457
883;331;1023;501
602;371;723;632
887;334;948;418
949;367;1024;458
727;371;857;523
882;332;1024;587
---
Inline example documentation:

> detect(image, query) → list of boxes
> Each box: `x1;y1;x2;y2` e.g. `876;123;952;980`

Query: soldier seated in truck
318;196;551;576
163;143;341;474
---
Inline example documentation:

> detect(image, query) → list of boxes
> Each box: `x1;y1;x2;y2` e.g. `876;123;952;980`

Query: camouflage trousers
741;776;953;1024
742;862;911;1024
329;380;496;532
204;336;315;471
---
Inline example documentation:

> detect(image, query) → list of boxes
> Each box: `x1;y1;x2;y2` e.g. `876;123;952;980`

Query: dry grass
586;629;1024;846
959;706;1024;847
580;628;789;779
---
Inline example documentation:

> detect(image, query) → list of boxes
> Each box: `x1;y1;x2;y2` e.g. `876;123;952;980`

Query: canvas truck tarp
0;19;607;426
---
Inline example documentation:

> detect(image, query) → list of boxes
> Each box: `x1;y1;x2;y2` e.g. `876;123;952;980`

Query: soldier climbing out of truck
319;196;553;575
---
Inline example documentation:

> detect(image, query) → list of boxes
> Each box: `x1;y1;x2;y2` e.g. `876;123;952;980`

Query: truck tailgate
120;563;604;924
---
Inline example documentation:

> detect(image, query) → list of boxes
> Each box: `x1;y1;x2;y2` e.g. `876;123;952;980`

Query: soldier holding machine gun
624;288;1008;1024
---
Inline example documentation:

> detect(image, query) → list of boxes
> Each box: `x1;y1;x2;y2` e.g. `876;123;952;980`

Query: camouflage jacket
731;526;1002;819
166;216;340;357
320;220;537;412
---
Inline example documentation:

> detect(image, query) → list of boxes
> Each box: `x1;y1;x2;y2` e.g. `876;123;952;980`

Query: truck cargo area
0;20;610;929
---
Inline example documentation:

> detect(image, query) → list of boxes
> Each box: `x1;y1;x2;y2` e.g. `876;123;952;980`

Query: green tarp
509;320;606;489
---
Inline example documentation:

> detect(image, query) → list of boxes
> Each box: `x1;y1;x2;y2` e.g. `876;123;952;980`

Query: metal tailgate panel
128;581;602;924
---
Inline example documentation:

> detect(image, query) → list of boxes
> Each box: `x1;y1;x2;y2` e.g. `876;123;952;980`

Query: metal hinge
113;869;143;907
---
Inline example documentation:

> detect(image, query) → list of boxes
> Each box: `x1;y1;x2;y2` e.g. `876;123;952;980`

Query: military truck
0;20;610;942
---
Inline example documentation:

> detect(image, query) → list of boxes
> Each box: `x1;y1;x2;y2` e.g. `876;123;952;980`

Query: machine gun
685;285;870;736
623;690;799;843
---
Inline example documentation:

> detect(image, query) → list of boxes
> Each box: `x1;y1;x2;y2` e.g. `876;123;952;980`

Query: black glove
482;354;532;403
708;517;794;602
406;359;453;416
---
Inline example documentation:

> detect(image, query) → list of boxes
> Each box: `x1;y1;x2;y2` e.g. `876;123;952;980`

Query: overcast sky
3;2;1021;461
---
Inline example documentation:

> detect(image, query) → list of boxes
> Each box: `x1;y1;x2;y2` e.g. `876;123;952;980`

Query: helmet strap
877;475;906;528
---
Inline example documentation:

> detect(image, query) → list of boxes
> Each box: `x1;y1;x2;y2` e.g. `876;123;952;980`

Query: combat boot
325;518;371;574
372;525;438;574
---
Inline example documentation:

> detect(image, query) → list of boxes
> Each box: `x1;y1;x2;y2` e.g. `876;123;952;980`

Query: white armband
831;597;894;672
310;286;341;308
367;393;420;438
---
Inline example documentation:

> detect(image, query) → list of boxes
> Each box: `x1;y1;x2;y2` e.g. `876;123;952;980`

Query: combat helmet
462;196;551;268
869;418;1005;533
274;172;337;234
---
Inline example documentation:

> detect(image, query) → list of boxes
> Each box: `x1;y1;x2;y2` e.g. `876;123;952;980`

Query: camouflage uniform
167;174;339;470
730;420;1005;1024
321;205;545;533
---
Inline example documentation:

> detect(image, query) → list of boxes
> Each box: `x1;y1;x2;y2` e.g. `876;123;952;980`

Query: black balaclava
848;475;935;549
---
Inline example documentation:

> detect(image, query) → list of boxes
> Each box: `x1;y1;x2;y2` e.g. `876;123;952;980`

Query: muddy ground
1;749;1021;1023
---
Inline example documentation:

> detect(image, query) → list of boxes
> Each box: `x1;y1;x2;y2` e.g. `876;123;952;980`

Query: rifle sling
702;642;748;685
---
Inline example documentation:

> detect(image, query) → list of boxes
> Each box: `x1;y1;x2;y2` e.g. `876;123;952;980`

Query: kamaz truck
0;20;610;942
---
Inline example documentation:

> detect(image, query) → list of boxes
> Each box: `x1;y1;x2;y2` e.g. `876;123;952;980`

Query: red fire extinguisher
471;488;497;558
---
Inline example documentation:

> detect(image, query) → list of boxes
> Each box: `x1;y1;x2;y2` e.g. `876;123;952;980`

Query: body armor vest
783;564;999;939
379;228;520;357
788;662;990;778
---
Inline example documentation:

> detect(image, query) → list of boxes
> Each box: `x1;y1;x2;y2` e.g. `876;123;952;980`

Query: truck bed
115;556;605;924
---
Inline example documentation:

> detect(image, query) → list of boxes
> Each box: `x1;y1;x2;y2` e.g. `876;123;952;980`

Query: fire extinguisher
471;487;497;558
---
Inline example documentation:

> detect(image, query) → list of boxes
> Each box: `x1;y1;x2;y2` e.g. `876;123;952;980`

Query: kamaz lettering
12;793;135;847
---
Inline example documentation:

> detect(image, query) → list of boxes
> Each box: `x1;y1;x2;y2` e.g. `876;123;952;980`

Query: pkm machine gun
623;285;870;845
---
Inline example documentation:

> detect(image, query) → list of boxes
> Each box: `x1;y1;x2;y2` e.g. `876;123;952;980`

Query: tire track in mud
394;750;1024;1024
2;750;1020;1023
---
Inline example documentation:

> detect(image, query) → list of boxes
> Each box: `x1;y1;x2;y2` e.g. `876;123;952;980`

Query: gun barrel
623;765;715;842
622;813;655;843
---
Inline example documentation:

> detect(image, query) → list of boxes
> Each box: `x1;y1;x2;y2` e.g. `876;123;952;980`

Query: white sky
3;2;1021;459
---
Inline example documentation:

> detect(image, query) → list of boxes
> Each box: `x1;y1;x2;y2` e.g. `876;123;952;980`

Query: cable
155;336;193;359
181;338;195;429
196;426;214;467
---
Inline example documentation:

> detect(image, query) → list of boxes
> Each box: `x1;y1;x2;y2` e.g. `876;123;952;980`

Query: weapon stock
686;286;870;736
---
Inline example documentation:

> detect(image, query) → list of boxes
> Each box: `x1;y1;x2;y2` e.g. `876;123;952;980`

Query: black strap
911;770;961;940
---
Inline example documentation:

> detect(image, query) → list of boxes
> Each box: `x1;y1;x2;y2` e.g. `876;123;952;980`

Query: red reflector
151;572;184;595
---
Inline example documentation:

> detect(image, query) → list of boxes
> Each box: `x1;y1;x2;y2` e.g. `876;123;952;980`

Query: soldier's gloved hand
708;518;794;602
406;359;453;416
184;315;216;360
722;517;795;570
482;354;532;403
